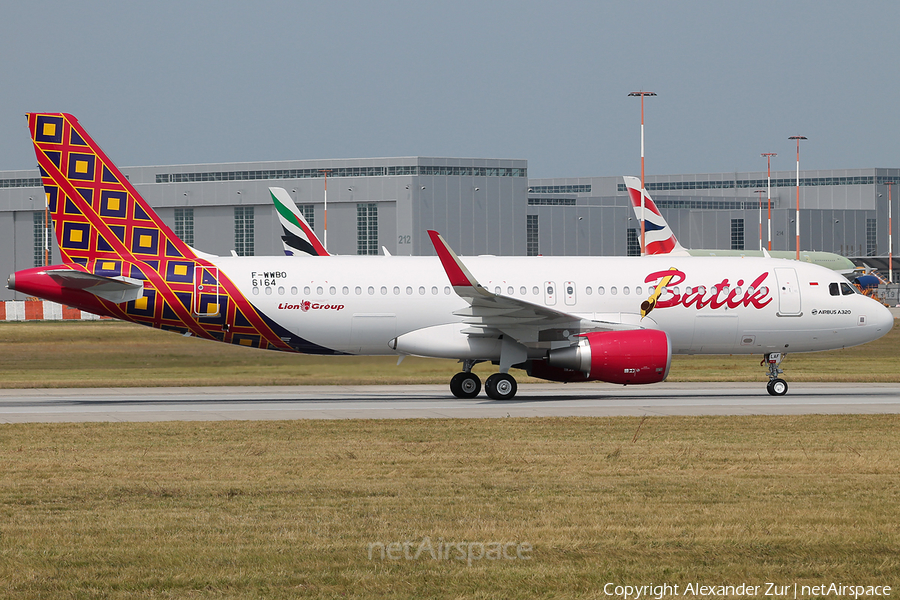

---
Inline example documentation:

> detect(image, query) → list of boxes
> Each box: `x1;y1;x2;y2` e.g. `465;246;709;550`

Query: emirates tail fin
269;187;329;256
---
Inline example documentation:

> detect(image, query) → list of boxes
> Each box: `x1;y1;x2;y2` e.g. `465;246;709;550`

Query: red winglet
427;230;475;288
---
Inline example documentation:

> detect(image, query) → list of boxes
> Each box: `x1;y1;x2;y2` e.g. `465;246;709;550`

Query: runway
1;382;899;423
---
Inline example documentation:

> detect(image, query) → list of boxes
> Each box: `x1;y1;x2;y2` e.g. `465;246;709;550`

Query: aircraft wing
45;269;144;304
427;230;644;345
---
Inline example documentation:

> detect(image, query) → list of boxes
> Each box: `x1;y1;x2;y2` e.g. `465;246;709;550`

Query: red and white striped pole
761;153;776;251
755;190;766;251
629;91;656;256
319;169;332;252
887;181;894;283
788;136;806;260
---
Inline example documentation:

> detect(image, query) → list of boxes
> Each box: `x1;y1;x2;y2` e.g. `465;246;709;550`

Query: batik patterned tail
24;113;307;353
29;113;194;265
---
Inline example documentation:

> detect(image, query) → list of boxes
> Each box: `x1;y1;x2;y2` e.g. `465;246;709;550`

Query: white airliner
623;176;857;273
8;114;893;400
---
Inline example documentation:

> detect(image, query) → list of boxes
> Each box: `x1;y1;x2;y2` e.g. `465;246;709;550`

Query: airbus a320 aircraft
623;176;857;273
7;114;893;399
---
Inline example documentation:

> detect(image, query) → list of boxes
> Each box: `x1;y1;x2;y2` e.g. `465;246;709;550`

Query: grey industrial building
2;155;898;301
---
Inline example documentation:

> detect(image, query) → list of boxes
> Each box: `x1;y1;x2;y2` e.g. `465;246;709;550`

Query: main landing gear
762;352;788;396
449;371;481;399
449;361;518;400
484;373;517;400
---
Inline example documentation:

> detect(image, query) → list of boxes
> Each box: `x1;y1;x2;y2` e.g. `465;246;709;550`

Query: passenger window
598;287;605;295
829;282;840;296
611;287;617;295
623;286;630;295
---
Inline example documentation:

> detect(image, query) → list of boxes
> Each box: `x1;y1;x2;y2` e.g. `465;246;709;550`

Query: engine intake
546;329;671;385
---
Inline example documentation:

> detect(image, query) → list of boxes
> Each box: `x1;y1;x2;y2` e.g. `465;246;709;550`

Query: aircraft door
774;267;801;316
193;265;221;317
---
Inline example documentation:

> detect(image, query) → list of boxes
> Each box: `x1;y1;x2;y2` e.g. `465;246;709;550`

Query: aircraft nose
871;302;894;335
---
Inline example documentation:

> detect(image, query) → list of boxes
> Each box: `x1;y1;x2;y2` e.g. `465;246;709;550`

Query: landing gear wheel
484;373;517;400
767;378;788;396
450;372;481;399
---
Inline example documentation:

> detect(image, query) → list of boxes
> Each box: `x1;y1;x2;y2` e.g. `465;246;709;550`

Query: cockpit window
829;282;840;296
840;282;856;296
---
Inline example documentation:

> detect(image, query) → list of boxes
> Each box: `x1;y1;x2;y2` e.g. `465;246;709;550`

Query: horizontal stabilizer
46;269;144;304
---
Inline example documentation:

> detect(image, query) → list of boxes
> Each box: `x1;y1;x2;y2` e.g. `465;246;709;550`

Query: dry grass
0;416;897;598
0;320;898;388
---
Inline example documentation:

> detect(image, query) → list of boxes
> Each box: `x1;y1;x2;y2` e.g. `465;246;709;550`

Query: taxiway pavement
0;382;898;423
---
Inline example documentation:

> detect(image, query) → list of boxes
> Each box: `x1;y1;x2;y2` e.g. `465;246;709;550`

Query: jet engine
542;329;671;385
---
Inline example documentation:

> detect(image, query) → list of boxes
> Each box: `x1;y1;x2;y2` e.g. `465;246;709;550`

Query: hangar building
1;155;898;301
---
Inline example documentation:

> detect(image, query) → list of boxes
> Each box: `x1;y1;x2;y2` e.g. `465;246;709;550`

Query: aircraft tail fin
27;113;196;265
269;187;329;256
622;176;687;256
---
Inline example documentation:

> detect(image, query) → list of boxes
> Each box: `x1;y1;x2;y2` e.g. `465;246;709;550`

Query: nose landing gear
762;352;788;396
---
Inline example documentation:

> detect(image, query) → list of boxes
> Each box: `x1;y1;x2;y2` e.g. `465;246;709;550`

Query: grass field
0;319;898;388
0;416;898;599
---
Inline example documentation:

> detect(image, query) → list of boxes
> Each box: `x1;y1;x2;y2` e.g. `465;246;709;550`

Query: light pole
788;136;807;260
761;153;777;251
319;169;332;252
887;181;895;283
628;91;656;255
754;190;766;251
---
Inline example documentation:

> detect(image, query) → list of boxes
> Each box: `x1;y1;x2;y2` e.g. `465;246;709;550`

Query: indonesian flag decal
623;176;686;256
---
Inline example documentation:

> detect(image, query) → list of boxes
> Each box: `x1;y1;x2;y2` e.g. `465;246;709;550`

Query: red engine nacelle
544;329;671;385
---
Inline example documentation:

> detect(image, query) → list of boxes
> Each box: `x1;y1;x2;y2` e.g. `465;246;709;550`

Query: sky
1;0;898;179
